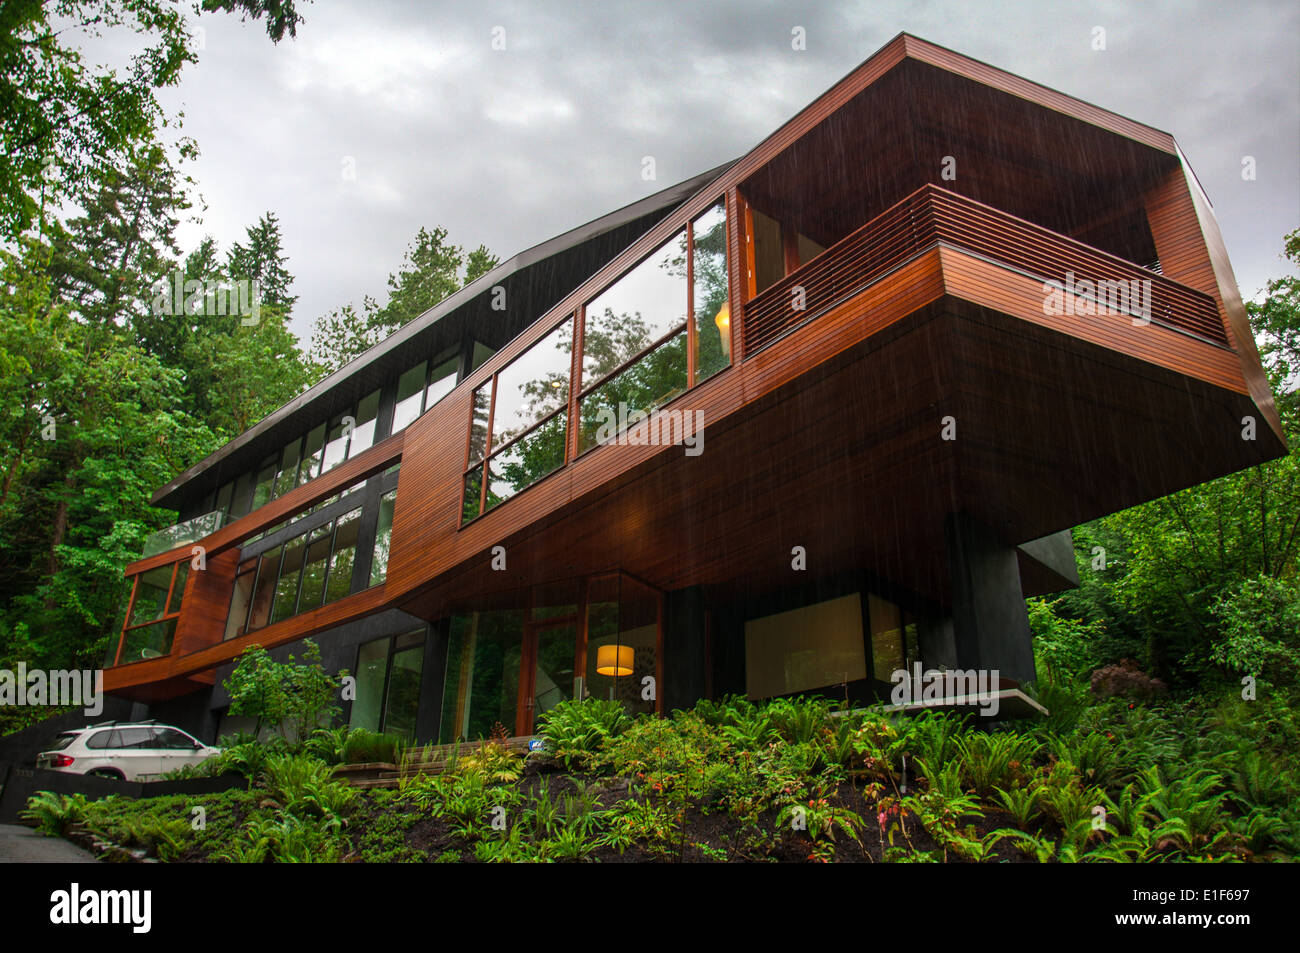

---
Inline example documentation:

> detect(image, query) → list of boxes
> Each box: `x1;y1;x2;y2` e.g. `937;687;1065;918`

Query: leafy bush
341;728;403;765
536;698;632;769
21;791;89;836
223;640;344;742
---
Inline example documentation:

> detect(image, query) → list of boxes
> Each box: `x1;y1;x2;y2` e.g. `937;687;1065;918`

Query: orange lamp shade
596;644;634;677
714;301;730;334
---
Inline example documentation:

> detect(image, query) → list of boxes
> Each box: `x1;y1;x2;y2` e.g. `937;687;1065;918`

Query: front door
517;621;578;736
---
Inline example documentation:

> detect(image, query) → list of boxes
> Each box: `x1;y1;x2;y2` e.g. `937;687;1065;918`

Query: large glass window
425;349;459;410
458;195;729;522
583;575;658;716
251;454;277;510
350;630;427;740
272;534;307;624
464;318;573;520
744;593;866;700
247;546;282;631
369;490;397;586
578;331;687;453
583;231;687;383
224;560;256;640
350;639;388;733
273;438;302;497
490;319;571;449
112;560;188;666
692;200;730;381
868;594;905;683
299;423;326;487
297;528;333;612
325;508;361;603
440;610;525;743
347;389;381;459
391;361;427;434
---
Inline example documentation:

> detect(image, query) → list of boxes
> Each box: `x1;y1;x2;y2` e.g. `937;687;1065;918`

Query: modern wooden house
103;34;1286;741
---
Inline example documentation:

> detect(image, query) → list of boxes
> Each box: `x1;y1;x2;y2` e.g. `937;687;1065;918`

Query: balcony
141;510;227;559
740;184;1227;359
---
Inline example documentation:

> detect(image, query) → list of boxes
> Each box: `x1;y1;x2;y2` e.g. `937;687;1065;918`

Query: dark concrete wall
663;587;707;711
944;512;1037;684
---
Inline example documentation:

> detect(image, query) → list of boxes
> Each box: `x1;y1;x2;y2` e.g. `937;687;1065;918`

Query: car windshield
45;733;78;751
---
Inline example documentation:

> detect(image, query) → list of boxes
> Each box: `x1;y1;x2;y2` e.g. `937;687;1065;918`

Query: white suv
35;722;221;782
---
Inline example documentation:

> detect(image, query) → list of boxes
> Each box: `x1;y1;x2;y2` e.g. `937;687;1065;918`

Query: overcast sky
152;0;1299;344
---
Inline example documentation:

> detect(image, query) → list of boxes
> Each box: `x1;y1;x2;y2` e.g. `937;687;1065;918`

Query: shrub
537;698;632;769
21;791;88;836
223;640;344;742
341;728;403;765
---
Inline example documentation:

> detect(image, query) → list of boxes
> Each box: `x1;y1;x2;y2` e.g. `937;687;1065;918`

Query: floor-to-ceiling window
349;629;426;740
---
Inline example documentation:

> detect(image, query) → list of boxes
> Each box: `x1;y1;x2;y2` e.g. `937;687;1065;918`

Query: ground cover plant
23;686;1298;863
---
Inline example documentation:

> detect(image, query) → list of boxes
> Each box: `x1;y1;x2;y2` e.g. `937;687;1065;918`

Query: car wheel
86;769;124;781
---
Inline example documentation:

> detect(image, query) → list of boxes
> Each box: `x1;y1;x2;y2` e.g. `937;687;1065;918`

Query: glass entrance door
519;621;578;735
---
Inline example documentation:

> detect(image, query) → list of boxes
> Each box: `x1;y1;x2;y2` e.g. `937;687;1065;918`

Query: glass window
298;533;332;612
868;594;905;683
229;471;254;520
491;318;571;450
470;341;495;372
439;610;524;743
252;454;278;510
273;438;302;497
119;619;177;663
214;481;233;518
350;638;387;732
584;576;658;715
167;562;188;614
425;350;459;410
348;390;381;458
383;635;425;740
325;509;361;603
129;565;174;626
391;361;427;433
583;231;687;383
578;330;687;453
321;414;349;476
485;412;566;512
299;423;326;486
152;728;196;749
692;200;730;382
86;731;115;750
117;727;154;749
225;563;256;639
468;385;490;465
462;466;483;522
369;490;397;586
247;545;282;631
797;232;826;266
272;534;307;624
744;593;866;699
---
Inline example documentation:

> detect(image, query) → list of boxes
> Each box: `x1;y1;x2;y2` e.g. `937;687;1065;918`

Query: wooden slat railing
741;184;1228;357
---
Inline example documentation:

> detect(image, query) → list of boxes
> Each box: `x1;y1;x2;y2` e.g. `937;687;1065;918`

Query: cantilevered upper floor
105;33;1286;699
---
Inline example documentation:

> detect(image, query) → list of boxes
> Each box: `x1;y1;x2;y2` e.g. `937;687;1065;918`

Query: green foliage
537;697;633;770
341;728;403;765
223;641;342;742
20;791;88;835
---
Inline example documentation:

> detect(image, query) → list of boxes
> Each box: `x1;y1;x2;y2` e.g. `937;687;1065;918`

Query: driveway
0;824;99;863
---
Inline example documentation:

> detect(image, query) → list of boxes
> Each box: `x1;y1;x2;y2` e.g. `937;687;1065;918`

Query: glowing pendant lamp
596;644;634;677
